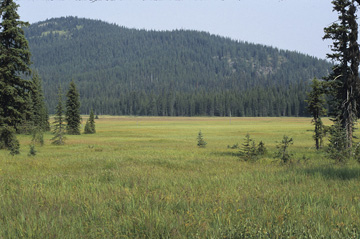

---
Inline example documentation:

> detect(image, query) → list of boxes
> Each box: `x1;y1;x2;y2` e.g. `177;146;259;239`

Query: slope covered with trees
24;17;332;116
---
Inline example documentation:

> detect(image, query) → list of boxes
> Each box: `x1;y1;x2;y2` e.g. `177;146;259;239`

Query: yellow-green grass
0;117;359;238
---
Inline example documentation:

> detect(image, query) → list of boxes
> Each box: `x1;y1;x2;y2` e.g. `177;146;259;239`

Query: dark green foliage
239;134;259;161
30;72;49;132
9;137;20;155
275;136;293;164
65;81;81;135
257;141;267;155
227;143;239;149
0;125;19;154
51;87;66;145
197;130;207;148
89;109;95;133
28;145;36;156
0;0;32;130
306;78;327;150
23;17;332;117
84;109;96;134
327;122;349;164
323;0;360;148
84;121;91;134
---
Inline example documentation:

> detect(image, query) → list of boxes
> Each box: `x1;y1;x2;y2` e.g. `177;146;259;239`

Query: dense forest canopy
24;16;332;116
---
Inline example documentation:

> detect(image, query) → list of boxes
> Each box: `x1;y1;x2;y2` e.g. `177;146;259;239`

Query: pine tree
240;133;258;161
84;109;96;134
89;109;96;133
306;78;327;150
327;121;349;163
65;81;81;135
275;136;293;164
197;130;207;148
84;120;91;134
31;72;49;132
51;87;66;145
0;0;32;130
323;0;360;149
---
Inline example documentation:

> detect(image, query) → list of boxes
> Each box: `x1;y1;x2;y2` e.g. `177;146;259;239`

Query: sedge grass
0;117;359;238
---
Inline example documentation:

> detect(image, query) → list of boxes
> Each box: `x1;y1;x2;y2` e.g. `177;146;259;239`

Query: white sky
17;0;338;59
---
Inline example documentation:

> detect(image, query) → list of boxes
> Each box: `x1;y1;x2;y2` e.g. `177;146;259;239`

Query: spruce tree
84;109;96;134
323;0;360;149
31;72;49;132
51;87;66;145
0;0;32;130
65;80;81;135
306;78;327;150
197;130;207;148
89;109;96;133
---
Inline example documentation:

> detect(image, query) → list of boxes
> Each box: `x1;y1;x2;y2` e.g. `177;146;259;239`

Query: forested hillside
24;17;332;116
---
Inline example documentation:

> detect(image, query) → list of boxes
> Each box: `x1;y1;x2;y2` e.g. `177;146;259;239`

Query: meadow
0;116;360;238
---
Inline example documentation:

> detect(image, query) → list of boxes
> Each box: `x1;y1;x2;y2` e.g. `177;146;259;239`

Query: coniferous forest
24;17;332;116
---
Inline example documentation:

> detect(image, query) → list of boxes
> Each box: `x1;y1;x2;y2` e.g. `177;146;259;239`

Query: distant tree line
82;84;310;117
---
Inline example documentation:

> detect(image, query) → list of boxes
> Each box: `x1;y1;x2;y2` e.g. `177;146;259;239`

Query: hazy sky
17;0;337;59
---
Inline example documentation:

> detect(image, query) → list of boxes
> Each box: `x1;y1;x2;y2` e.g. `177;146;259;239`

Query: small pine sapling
197;130;207;148
257;141;267;155
240;133;258;161
275;135;293;164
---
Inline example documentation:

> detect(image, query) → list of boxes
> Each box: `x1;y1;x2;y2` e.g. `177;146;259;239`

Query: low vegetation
0;117;359;238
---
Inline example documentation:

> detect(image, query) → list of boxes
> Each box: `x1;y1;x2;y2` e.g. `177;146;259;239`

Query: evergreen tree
240;133;258;161
275;136;293;164
197;130;207;148
30;72;49;132
84;109;96;134
306;78;327;150
257;141;267;155
51;87;66;145
89;109;96;133
65;80;81;135
0;0;32;130
327;121;349;163
323;0;360;148
84;120;91;134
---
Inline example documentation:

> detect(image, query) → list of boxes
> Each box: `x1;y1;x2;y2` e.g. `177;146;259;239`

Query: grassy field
0;116;360;238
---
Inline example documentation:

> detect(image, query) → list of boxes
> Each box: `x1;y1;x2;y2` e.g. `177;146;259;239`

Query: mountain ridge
24;16;332;116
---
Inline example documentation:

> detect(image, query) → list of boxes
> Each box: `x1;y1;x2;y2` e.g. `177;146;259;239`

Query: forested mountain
24;16;332;116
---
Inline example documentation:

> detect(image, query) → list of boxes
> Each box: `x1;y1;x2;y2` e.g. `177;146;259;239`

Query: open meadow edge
0;116;359;238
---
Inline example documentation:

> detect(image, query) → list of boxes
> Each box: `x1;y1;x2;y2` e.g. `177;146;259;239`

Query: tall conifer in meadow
51;87;66;145
30;72;49;132
65;80;81;135
0;0;32;151
323;0;360;149
306;78;327;150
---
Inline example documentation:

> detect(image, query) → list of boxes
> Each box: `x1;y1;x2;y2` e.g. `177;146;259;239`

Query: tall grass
0;117;359;238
